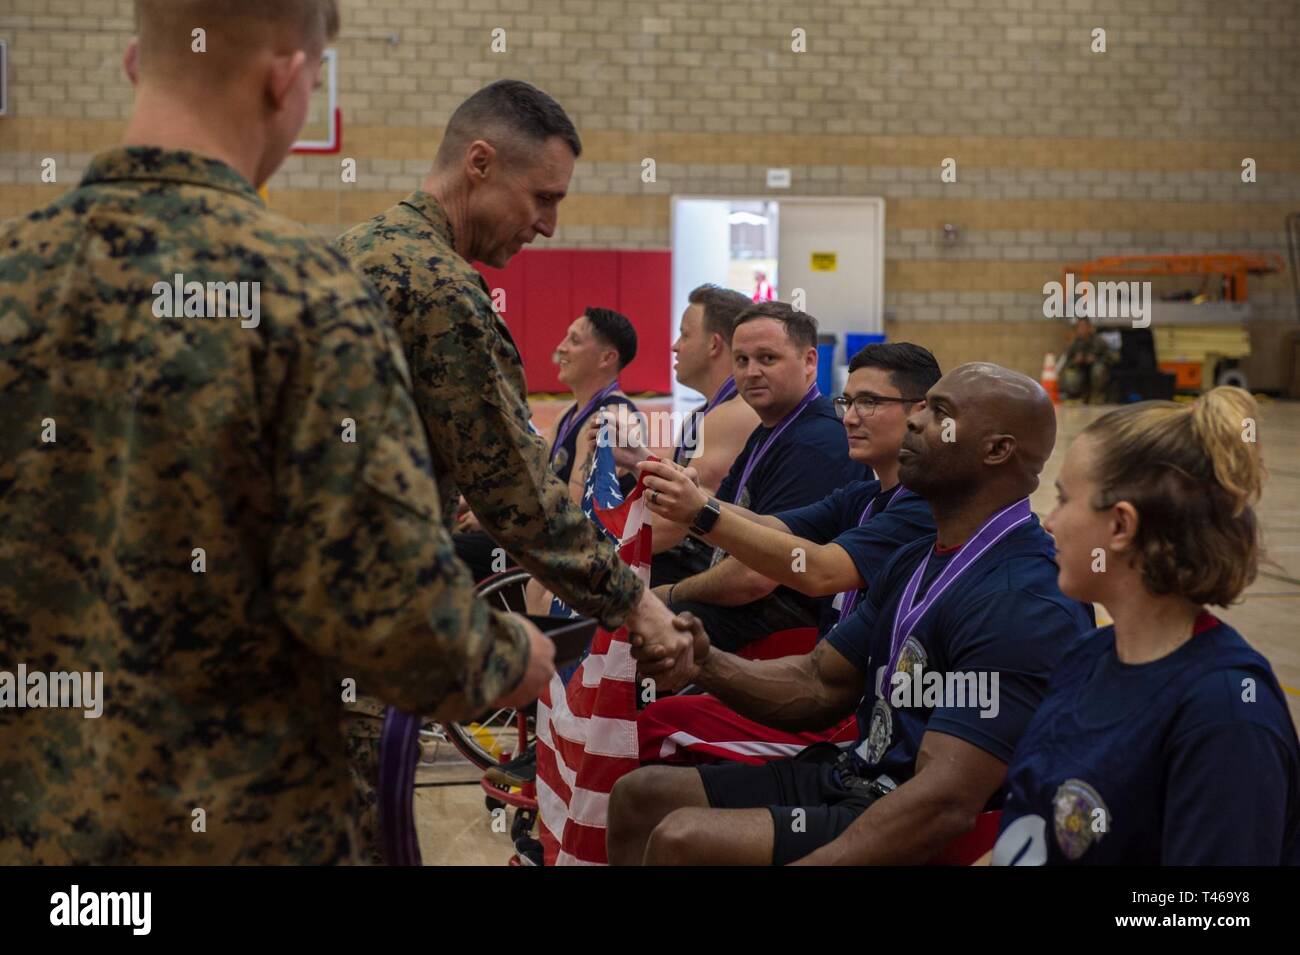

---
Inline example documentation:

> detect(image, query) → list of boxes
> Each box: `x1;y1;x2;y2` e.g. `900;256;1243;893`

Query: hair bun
1190;386;1263;515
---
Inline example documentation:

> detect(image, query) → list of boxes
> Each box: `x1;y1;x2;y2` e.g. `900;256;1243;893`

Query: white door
777;198;885;365
670;198;733;410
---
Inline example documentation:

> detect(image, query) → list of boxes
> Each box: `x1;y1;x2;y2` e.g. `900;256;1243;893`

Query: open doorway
726;200;781;302
670;195;885;411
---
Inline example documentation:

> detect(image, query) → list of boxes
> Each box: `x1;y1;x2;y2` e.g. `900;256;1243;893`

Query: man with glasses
635;343;940;764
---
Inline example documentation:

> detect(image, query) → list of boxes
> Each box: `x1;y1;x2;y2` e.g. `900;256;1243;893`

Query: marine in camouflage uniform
1060;321;1117;403
335;192;645;854
0;148;530;864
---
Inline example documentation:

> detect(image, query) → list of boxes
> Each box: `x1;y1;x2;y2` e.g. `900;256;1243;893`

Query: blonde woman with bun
991;388;1300;865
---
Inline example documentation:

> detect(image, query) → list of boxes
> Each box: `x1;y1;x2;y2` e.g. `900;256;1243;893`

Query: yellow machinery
1063;253;1285;393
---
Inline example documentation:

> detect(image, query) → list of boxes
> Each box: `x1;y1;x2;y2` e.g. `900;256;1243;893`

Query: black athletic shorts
696;744;880;865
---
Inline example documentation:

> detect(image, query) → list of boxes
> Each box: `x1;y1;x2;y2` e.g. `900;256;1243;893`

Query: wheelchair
435;566;536;775
452;567;541;847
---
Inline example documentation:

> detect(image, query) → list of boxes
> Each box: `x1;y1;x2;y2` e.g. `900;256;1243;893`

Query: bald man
608;363;1095;865
0;0;556;865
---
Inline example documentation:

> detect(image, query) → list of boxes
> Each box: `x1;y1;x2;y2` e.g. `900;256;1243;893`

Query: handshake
627;600;712;694
499;578;711;709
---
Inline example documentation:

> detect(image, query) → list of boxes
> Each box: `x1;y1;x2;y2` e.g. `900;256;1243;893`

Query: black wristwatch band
689;497;722;536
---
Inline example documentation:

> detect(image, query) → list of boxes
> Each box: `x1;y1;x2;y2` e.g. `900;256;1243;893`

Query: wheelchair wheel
445;568;536;769
474;567;533;613
447;705;530;770
511;808;537;841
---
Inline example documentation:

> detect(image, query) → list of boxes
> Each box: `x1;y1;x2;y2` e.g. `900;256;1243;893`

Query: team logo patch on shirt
552;446;569;473
864;698;893;764
1052;778;1109;860
895;636;927;676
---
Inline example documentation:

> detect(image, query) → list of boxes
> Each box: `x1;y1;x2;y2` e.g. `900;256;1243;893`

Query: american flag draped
535;435;652;865
547;437;623;619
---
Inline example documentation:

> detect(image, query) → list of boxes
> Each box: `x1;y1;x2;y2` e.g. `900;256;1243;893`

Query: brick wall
2;0;1297;385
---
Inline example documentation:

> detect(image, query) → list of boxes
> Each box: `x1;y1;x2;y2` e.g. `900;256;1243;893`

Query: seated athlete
635;342;941;764
546;306;640;501
641;301;866;651
990;387;1299;866
454;306;639;579
588;283;759;587
609;363;1095;865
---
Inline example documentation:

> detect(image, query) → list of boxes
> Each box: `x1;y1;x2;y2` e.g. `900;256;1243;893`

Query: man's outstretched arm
636;614;864;731
667;554;778;607
690;507;862;598
372;275;645;630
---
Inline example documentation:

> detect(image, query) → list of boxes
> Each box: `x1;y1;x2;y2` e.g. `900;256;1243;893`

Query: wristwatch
689;497;722;537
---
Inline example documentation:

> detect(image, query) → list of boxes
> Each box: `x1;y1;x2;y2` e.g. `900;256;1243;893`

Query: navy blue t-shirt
715;395;864;512
993;615;1300;865
551;393;638;487
777;480;936;635
713;394;865;616
826;517;1095;796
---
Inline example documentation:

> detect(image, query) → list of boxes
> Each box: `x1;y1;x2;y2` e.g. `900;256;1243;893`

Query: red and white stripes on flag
535;463;654;866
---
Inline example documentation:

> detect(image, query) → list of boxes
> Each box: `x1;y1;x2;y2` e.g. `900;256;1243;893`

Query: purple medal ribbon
883;497;1034;676
836;486;918;622
550;380;621;464
732;383;821;503
377;707;423;865
674;376;738;465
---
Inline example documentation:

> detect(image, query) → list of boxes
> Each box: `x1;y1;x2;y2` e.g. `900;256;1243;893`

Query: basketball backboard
292;47;340;154
0;40;9;116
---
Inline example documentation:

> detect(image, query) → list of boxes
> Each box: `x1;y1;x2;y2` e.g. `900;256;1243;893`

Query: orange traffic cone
1040;353;1060;404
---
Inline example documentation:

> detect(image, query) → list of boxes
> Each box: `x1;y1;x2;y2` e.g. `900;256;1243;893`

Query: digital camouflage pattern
335;191;643;628
336;191;645;860
0;148;529;865
1061;329;1116;401
1063;330;1116;370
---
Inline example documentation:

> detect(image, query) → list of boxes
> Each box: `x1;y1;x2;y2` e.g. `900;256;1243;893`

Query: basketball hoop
292;48;341;155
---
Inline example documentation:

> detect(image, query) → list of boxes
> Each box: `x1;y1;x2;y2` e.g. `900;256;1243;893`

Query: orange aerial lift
1063;252;1285;304
1060;252;1285;394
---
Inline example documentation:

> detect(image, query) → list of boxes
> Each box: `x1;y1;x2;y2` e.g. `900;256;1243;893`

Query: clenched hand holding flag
535;433;653;865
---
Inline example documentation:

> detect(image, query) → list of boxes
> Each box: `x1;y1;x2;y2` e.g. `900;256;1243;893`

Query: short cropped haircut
434;80;581;170
1083;386;1264;606
688;284;753;342
583;307;637;370
135;0;338;80
848;342;942;400
731;301;818;351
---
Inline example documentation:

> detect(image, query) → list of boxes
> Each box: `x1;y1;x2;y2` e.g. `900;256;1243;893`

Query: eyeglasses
832;394;923;419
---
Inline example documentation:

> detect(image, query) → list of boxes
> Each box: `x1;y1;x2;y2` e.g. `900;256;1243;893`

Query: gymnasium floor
414;398;1300;866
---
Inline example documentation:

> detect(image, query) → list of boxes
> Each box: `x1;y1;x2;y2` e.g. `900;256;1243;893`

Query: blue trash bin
816;334;836;396
845;332;887;363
